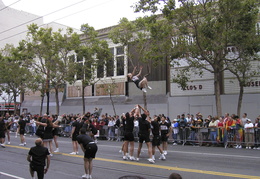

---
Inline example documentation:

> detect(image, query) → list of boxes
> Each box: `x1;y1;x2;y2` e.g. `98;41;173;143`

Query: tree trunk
13;93;17;115
55;87;60;115
40;95;44;116
46;90;50;115
214;72;222;117
237;84;244;117
109;93;117;116
82;82;85;114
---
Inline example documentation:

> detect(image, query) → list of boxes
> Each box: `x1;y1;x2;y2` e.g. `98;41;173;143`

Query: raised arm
131;66;137;76
135;66;143;77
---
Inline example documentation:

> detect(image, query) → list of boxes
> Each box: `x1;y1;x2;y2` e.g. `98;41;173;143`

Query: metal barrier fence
10;123;260;149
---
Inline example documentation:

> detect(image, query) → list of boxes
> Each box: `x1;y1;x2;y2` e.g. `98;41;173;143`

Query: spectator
171;119;179;145
178;114;187;144
244;119;254;149
107;117;116;141
241;113;249;127
217;116;225;144
234;115;243;149
253;116;260;149
196;119;204;146
189;119;197;146
208;117;218;146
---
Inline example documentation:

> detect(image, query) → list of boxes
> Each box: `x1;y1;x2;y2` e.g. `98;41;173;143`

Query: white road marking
0;172;25;179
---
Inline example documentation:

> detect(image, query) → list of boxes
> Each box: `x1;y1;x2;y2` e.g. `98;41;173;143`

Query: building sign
0;103;20;111
246;81;260;87
171;80;214;96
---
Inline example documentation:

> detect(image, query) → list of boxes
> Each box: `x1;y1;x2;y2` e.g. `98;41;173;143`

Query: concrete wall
168;93;260;120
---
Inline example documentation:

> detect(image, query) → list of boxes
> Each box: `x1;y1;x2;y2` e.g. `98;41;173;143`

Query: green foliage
0;44;34;102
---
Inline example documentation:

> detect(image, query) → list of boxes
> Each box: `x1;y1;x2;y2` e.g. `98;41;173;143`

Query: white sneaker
148;86;152;90
142;88;147;93
49;153;53;157
24;142;26;146
89;175;92;179
159;154;166;160
82;174;89;179
70;152;76;155
19;143;24;146
136;158;139;162
238;145;242;149
54;148;59;153
173;143;177;145
0;144;5;148
76;152;79;155
129;156;136;161
123;156;127;160
148;158;155;164
246;147;248;149
7;142;10;145
257;147;260;150
163;151;167;155
152;155;155;160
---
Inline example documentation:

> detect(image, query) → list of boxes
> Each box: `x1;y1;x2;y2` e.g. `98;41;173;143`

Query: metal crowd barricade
59;124;71;137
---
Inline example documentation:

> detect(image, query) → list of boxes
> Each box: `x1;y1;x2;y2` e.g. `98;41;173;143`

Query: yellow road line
6;145;260;179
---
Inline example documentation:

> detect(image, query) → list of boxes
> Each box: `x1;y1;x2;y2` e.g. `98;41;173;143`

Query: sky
3;0;147;30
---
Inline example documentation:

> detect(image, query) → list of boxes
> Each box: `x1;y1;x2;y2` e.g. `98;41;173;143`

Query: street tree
0;44;34;114
24;24;81;115
74;24;111;114
134;0;260;117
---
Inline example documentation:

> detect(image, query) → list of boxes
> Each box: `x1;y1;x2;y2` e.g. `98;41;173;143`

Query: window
106;57;114;77
116;46;124;55
97;59;104;78
116;56;124;76
76;62;83;80
77;54;83;62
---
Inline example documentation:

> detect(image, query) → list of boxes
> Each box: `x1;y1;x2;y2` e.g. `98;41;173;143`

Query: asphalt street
0;133;260;179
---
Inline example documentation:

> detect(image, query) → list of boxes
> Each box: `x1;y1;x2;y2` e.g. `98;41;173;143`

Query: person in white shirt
244;119;254;149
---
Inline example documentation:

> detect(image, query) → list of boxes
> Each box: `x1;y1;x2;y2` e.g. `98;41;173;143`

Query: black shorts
138;133;150;143
0;132;5;138
52;128;59;136
124;132;134;142
161;134;169;142
19;129;25;135
152;135;161;146
84;143;98;159
72;133;79;141
30;163;44;179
